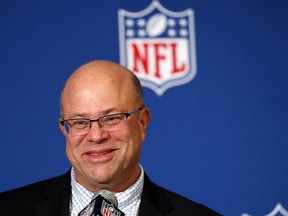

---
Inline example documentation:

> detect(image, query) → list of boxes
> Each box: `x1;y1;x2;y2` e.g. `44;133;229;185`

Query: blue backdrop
1;1;288;215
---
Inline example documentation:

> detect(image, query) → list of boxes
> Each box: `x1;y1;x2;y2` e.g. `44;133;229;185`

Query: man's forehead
63;74;134;103
61;60;137;106
67;63;131;87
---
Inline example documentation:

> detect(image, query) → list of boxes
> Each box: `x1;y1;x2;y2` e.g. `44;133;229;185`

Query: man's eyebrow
68;108;121;119
102;107;121;114
68;113;89;118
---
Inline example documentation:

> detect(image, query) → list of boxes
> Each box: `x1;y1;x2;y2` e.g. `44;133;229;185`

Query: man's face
60;69;149;193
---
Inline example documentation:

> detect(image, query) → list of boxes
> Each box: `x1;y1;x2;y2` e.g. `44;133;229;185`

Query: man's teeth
89;151;110;156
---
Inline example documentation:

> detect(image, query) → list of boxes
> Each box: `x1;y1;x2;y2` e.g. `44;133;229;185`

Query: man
0;60;221;215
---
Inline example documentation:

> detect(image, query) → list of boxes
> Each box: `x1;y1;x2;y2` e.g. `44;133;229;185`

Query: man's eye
103;115;123;124
71;120;89;128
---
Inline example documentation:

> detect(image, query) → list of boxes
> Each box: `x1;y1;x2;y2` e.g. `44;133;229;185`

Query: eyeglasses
60;106;144;136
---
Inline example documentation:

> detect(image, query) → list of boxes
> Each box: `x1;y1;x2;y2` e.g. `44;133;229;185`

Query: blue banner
0;0;287;215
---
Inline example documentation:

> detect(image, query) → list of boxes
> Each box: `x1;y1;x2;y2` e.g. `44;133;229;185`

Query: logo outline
118;0;197;96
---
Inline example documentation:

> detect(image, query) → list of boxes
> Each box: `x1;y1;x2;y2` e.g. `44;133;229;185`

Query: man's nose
86;121;109;143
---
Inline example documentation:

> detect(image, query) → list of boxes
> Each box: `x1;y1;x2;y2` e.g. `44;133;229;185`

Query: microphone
78;190;125;216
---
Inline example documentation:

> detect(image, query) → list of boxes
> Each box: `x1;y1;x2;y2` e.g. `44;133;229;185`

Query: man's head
59;60;150;193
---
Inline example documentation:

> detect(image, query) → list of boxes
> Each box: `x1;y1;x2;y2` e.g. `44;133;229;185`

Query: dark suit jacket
0;171;221;215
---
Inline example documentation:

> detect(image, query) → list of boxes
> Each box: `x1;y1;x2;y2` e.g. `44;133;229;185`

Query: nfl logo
101;200;121;216
118;0;196;96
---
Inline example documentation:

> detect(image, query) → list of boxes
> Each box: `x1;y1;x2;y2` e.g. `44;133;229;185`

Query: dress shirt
70;165;144;216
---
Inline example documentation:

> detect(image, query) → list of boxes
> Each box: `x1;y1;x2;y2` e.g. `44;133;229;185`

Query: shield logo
118;1;196;96
101;200;122;216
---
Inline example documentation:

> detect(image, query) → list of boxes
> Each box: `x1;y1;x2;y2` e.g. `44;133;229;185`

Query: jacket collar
30;171;173;216
139;174;173;216
34;171;71;216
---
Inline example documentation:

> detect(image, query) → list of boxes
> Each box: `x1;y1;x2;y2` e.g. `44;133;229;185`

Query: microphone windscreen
93;190;118;207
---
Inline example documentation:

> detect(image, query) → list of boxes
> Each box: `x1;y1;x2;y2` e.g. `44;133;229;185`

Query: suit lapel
34;171;71;216
139;174;173;216
31;172;172;216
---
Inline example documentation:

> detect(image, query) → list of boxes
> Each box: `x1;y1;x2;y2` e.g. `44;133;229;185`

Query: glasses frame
59;106;144;136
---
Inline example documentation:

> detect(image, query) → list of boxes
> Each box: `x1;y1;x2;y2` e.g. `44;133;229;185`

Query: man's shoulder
0;171;70;205
160;186;220;215
142;174;221;215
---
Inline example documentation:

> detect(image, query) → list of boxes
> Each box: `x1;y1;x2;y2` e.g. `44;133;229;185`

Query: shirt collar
115;165;144;212
70;165;144;214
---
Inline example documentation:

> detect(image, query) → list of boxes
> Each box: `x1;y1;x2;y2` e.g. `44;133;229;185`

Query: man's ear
59;118;67;137
139;107;151;141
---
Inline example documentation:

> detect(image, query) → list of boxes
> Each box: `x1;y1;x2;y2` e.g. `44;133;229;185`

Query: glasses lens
64;119;90;136
100;114;127;132
62;111;136;136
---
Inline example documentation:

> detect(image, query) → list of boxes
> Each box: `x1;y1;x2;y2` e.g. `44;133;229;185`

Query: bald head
60;60;143;116
59;60;151;193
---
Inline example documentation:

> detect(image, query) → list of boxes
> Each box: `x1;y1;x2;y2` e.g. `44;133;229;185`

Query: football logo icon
146;14;167;37
118;1;196;96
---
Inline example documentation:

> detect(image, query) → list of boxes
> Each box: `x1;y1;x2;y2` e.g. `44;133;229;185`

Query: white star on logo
126;29;135;37
168;18;176;27
167;29;177;37
138;29;146;37
179;29;188;37
126;19;134;27
137;19;146;27
179;18;188;27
